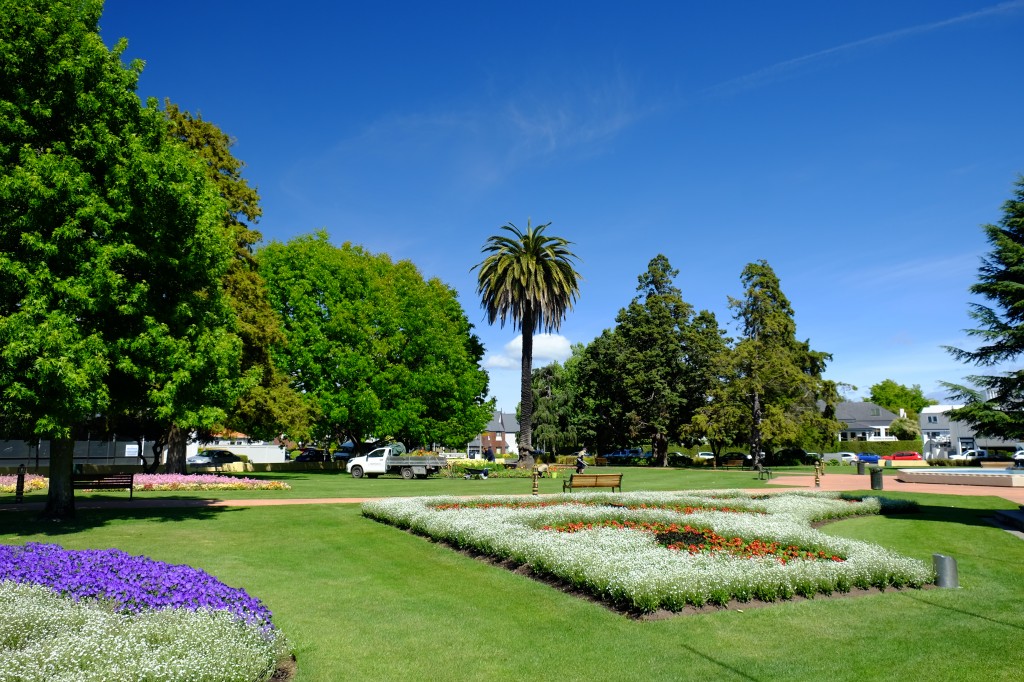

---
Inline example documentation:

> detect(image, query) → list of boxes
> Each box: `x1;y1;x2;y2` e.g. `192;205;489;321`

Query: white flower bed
0;582;283;682
363;490;933;613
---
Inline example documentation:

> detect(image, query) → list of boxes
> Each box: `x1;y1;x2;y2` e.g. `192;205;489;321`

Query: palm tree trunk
518;312;535;469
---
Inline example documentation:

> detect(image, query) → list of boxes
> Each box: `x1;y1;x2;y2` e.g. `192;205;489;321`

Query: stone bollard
933;554;959;588
532;468;539;496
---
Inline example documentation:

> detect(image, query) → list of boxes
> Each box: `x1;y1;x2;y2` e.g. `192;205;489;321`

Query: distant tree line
530;256;844;466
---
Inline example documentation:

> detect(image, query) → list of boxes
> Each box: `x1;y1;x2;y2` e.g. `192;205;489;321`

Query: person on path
575;449;588;474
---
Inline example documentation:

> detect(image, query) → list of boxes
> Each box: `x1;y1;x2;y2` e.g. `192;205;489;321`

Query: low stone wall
896;469;1024;487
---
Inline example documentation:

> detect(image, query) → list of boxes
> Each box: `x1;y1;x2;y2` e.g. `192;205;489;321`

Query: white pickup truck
345;446;448;479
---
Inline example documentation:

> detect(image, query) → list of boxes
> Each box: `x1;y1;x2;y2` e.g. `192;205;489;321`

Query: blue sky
100;0;1024;412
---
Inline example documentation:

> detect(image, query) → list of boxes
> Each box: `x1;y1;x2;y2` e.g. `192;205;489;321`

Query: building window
870;407;879;416
927;416;937;423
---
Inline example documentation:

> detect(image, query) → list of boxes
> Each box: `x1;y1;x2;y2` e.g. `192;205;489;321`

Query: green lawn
2;472;1021;681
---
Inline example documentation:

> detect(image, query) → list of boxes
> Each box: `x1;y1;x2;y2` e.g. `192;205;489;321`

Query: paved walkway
767;471;1024;505
4;472;1024;512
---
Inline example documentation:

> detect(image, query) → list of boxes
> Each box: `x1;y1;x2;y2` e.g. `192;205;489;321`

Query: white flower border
363;490;934;612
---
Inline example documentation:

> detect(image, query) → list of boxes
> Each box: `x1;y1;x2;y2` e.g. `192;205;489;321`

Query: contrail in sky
705;0;1024;97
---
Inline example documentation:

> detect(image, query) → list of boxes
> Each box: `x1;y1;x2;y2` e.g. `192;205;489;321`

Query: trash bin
870;467;883;490
856;461;866;475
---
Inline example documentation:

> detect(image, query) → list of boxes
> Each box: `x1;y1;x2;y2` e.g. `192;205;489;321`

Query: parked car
695;451;714;460
882;451;923;461
855;452;881;464
1013;451;1024;464
603;448;645;459
294;448;330;462
822;452;858;464
187;449;241;466
949;449;989;460
331;449;357;463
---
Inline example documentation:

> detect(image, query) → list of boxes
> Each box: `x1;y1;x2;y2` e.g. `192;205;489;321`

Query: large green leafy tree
163;101;308;444
259;232;491;449
0;0;240;514
609;256;722;466
944;176;1024;438
727;261;841;467
473;221;581;467
867;379;935;419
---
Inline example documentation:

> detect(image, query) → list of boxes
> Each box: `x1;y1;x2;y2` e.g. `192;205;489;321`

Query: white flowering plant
362;490;933;613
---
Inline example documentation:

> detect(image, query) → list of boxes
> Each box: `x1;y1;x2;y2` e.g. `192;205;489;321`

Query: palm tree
473;221;581;468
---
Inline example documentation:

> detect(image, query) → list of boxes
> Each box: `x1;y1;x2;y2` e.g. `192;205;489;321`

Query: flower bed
1;473;290;493
0;542;286;681
0;473;46;494
134;473;290;491
363;490;932;614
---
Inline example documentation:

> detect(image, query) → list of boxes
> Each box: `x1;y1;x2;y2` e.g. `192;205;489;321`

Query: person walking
575;448;588;474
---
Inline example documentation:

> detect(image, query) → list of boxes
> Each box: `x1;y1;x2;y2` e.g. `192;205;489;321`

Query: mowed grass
1;475;1022;681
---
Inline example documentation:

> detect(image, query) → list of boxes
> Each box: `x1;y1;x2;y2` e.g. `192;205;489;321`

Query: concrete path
767;471;1024;505
4;472;1024;513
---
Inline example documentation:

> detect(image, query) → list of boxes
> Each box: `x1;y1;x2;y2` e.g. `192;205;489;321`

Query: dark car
187;449;241;466
331;449;357;463
294;448;330;462
604;448;645;459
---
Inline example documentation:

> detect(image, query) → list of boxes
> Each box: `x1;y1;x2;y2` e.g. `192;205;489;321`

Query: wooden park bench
722;459;746;469
71;472;135;500
562;473;622;493
463;467;490;480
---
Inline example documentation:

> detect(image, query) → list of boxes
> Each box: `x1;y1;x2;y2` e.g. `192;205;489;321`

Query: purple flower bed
0;543;275;634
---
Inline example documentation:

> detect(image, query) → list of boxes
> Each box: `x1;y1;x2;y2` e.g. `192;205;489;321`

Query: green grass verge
1;482;1022;680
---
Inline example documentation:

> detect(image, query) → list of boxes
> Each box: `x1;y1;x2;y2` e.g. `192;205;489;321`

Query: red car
882;451;923;461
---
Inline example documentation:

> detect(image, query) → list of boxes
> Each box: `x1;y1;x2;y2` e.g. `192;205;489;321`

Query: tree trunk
652;432;668;467
145;433;165;474
517;317;535;469
750;391;763;469
165;424;188;474
42;437;75;520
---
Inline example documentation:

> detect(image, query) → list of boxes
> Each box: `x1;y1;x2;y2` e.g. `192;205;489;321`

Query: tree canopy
163;101;308;443
867;379;935;418
725;261;841;465
0;0;241;515
259;232;492;449
473;220;581;466
944;176;1024;438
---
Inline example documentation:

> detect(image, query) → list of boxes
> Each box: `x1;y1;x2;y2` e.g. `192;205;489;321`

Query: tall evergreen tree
944;176;1024;437
728;261;839;466
163;102;308;444
473;221;581;467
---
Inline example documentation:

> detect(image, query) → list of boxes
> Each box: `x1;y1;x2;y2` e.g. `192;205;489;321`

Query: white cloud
483;334;573;370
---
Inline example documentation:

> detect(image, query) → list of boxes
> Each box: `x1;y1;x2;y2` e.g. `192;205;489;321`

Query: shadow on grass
897;591;1024;633
0;503;242;537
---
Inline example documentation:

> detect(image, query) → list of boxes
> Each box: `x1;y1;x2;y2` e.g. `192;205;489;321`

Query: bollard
15;463;26;503
531;468;539;496
814;464;821;488
933;554;959;588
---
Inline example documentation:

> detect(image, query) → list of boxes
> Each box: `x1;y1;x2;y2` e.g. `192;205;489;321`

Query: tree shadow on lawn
0;503;242;537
